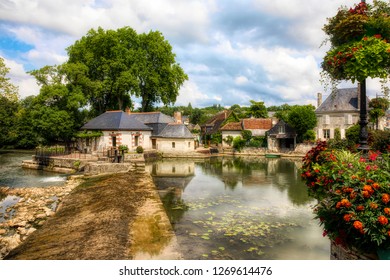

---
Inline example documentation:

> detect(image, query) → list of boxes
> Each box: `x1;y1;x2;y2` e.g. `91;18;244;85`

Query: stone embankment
1;171;181;260
0;176;82;259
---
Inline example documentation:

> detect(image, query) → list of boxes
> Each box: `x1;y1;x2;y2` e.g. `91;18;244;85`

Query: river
148;156;330;260
0;151;330;260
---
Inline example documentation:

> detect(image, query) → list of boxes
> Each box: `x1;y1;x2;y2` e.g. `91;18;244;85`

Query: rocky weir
0;170;182;260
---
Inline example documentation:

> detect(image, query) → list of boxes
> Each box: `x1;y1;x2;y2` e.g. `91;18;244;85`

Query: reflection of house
220;118;273;148
315;88;369;140
267;120;297;152
80;109;194;153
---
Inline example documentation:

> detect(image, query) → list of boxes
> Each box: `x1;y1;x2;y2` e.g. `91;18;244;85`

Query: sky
0;0;387;109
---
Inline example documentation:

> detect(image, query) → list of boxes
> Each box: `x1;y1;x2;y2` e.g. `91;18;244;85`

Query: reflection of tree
268;160;312;206
160;189;189;225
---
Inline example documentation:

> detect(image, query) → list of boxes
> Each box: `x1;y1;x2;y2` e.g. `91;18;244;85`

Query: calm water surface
148;157;330;260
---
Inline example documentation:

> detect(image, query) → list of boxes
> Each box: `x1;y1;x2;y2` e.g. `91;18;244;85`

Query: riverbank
0;171;181;260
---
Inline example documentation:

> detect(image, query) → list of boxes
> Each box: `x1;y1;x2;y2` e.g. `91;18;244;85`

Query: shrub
232;136;246;152
136;146;144;154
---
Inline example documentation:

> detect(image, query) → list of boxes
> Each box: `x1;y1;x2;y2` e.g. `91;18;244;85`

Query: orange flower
372;182;380;190
362;190;371;198
363;185;374;194
344;214;353;222
378;215;389;226
370;202;378;209
356;205;365;211
382;193;390;204
350;192;357;199
384;208;390;215
353;221;364;231
340;199;352;208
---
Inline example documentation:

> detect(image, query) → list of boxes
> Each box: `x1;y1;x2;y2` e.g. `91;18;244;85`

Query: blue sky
0;0;386;109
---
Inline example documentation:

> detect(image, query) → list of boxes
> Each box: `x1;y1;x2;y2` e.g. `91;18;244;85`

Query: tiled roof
242;118;273;130
81;111;152;131
316;87;369;113
155;124;194;138
220;122;242;131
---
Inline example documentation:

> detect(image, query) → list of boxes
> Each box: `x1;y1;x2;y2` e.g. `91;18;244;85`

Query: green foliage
369;97;390;129
223;135;234;146
302;129;316;142
0;57;19;102
232;136;246;152
334;128;341;141
241;130;252;142
75;131;103;138
346;124;361;145
136;146;144;154
286;105;317;143
66;27;188;114
369;130;390;153
0;95;19;148
301;141;390;252
119;144;128;152
249;100;268;118
322;1;390;84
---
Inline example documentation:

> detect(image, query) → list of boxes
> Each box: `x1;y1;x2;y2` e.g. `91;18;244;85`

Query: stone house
80;109;195;154
220;118;273;148
267;120;297;152
315;87;369;140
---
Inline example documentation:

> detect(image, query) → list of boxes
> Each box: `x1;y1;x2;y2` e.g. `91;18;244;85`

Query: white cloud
235;76;248;85
2;57;40;98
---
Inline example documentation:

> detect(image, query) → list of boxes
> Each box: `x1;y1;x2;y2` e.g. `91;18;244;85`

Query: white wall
221;131;241;148
156;138;194;153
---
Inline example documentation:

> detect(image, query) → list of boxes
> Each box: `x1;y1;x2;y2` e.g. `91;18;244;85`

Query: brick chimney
317;92;322;108
174;111;182;124
125;107;131;115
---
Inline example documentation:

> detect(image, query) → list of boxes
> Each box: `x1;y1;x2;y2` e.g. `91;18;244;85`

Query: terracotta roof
242;118;273;130
220;122;242;131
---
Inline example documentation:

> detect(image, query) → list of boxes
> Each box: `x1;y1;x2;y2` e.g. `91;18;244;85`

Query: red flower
382;194;390;204
344;214;353;222
353;221;364;231
378;215;389;226
356;205;365;211
373;34;382;39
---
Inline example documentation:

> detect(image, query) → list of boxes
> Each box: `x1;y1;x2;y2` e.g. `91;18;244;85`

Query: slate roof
316;87;369;113
154;124;194;138
131;112;174;124
81;111;152;131
268;120;297;138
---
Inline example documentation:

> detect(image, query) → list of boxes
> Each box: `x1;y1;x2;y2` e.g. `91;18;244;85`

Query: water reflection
148;157;330;260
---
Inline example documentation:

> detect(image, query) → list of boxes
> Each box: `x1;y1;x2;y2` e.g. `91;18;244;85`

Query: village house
315;87;369;140
220;118;273;148
79;108;195;154
267;120;297;152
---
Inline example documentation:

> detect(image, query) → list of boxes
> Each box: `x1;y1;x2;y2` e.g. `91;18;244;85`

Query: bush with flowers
301;141;390;254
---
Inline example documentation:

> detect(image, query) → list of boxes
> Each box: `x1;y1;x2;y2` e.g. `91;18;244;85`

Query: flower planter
377;248;390;260
330;241;378;260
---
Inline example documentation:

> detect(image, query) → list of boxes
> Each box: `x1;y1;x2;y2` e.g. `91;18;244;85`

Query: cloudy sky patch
0;0;385;108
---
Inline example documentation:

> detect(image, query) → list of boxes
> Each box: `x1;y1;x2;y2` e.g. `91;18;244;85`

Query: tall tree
249;100;268;118
0;57;18;102
0;57;19;147
29;65;87;145
66;27;188;114
286;105;317;143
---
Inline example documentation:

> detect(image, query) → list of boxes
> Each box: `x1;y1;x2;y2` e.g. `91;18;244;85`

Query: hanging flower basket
322;1;390;84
